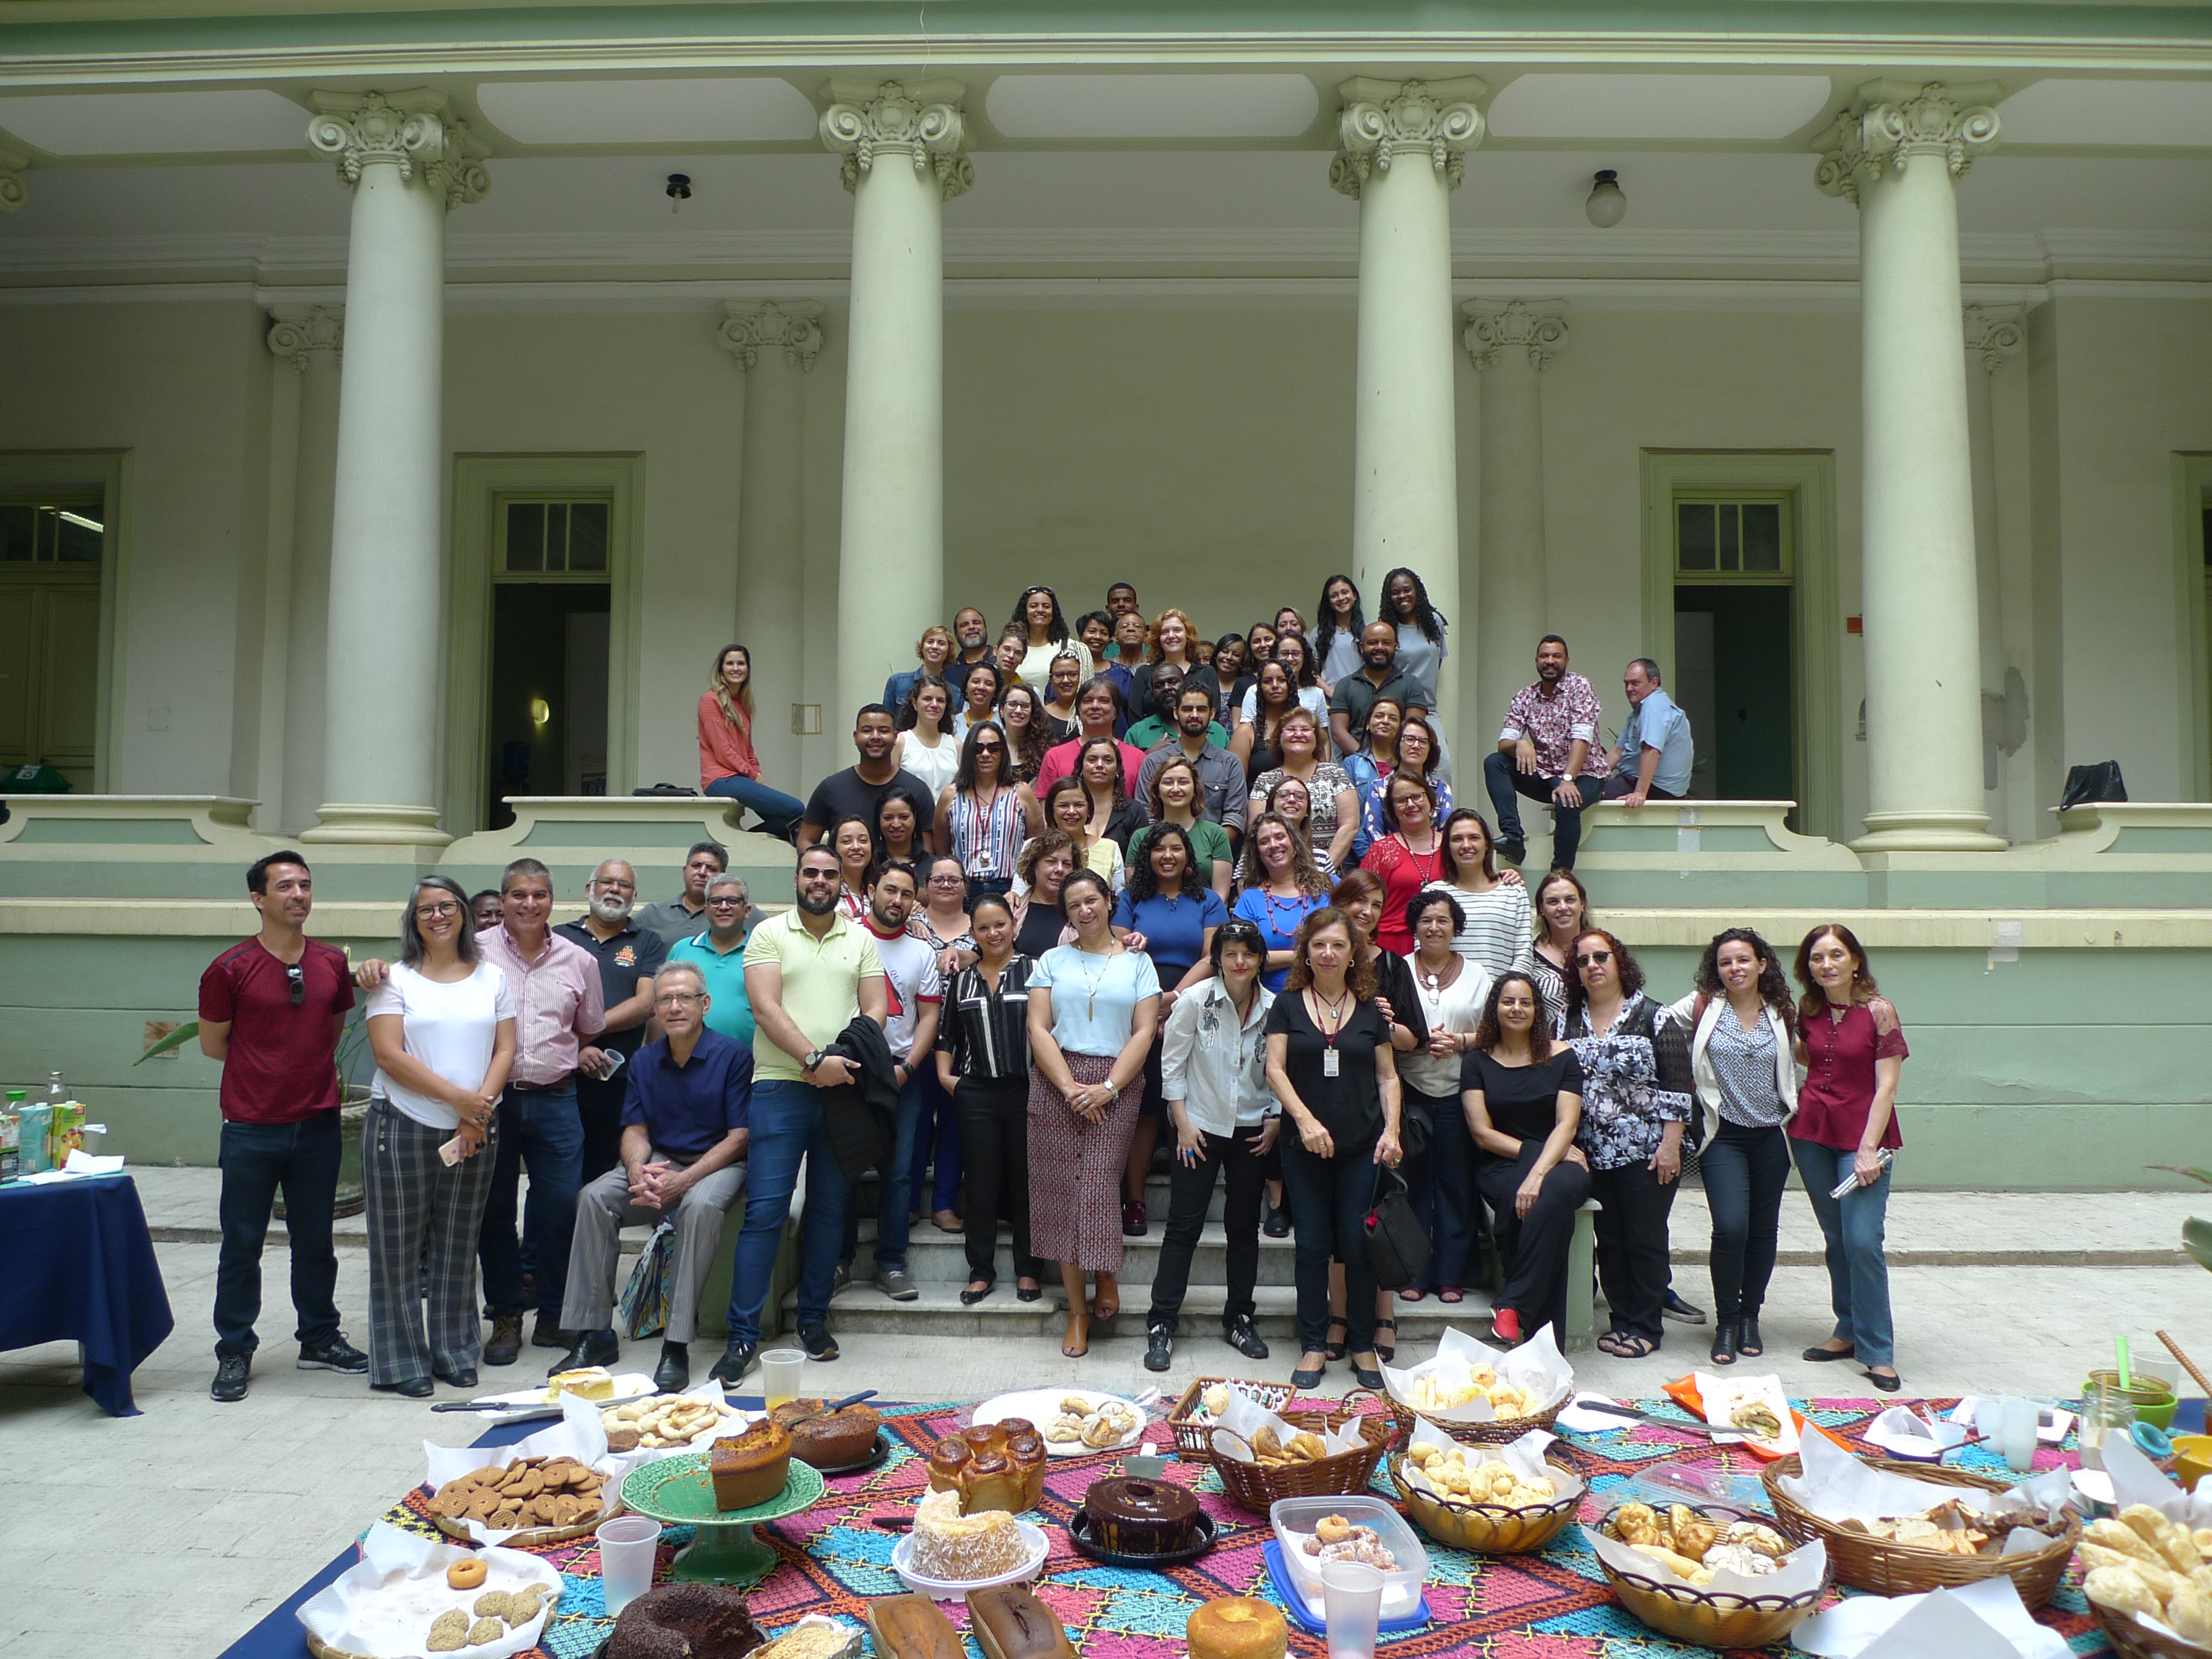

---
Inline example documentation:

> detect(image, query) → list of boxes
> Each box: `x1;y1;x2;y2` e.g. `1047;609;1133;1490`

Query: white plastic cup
1321;1560;1385;1659
760;1348;808;1410
1999;1395;2039;1473
596;1515;663;1614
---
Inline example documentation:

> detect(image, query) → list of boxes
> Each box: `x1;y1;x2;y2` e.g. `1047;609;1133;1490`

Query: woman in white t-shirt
363;874;516;1396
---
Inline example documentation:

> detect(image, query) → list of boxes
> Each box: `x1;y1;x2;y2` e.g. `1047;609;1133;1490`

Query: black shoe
1498;839;1527;866
1291;1358;1326;1389
1661;1290;1706;1325
1014;1282;1042;1303
1737;1317;1764;1357
1802;1342;1857;1362
1710;1318;1739;1366
1866;1368;1902;1393
709;1339;758;1386
483;1315;524;1367
297;1332;369;1373
211;1352;251;1403
653;1342;690;1393
1262;1204;1291;1239
959;1282;995;1307
1222;1314;1269;1360
433;1366;478;1390
799;1324;839;1361
372;1376;435;1399
1145;1326;1173;1373
551;1329;622;1378
531;1315;573;1350
1352;1360;1384;1390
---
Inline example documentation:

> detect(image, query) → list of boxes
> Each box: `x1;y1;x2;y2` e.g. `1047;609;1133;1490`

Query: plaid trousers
364;1099;500;1386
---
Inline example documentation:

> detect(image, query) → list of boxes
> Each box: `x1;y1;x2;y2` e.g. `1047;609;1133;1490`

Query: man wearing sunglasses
197;851;368;1402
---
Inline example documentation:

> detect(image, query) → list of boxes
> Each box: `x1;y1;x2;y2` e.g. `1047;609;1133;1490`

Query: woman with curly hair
994;682;1052;783
1230;659;1302;777
1663;928;1798;1365
1010;830;1078;959
1010;585;1091;687
1379;565;1449;711
951;661;1004;743
1230;813;1330;991
1247;706;1358;871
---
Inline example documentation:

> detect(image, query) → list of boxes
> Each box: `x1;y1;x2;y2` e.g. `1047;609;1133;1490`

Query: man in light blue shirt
1603;659;1694;806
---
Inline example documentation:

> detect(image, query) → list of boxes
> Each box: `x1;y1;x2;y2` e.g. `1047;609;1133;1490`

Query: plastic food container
1270;1495;1428;1620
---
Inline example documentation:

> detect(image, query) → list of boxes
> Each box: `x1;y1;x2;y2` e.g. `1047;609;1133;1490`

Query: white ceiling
474;78;818;146
1996;78;2212;147
1486;74;1834;141
984;74;1321;139
0;88;307;155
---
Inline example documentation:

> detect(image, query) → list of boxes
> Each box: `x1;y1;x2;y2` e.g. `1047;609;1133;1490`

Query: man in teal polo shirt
667;871;755;1048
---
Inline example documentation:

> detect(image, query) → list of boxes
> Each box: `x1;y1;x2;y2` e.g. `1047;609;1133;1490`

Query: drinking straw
2156;1330;2212;1399
2117;1336;2133;1389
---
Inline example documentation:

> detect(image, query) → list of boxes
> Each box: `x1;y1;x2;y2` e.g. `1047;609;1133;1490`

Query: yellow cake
547;1366;617;1401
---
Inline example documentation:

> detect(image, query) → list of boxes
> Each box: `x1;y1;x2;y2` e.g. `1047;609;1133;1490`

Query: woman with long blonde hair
698;643;805;840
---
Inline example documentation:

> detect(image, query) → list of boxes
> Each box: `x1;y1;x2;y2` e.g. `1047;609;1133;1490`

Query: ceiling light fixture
665;173;692;215
1585;169;1627;228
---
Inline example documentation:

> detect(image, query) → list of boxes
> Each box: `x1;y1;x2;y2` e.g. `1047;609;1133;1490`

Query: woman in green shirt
1130;756;1232;900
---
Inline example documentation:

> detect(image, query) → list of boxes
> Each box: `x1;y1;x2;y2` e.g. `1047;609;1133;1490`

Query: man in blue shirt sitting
1601;658;1695;807
551;960;751;1392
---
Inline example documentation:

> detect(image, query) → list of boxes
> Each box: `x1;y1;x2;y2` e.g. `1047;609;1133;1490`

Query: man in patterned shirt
1484;635;1609;871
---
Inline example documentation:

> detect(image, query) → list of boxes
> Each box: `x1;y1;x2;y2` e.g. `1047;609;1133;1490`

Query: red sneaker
1489;1307;1521;1347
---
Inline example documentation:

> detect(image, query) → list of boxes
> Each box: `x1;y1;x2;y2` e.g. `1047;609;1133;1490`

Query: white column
1333;77;1485;746
300;90;488;845
719;300;824;788
1463;300;1568;732
263;306;344;833
1817;81;2005;851
820;79;968;726
1963;303;2027;838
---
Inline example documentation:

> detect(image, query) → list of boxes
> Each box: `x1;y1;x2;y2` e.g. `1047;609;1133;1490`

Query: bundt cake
606;1584;764;1659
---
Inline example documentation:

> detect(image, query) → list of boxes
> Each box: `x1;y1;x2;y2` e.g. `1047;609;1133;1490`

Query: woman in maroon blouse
1790;923;1908;1392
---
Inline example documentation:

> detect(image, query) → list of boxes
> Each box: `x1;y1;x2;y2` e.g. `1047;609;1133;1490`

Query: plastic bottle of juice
0;1090;21;1183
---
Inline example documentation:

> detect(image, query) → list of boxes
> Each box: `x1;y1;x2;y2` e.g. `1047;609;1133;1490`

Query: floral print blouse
1562;991;1694;1171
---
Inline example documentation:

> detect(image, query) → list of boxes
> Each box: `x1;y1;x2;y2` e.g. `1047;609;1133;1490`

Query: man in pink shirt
1032;676;1145;795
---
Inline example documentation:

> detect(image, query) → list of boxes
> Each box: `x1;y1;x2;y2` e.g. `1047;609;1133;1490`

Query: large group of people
193;571;1910;1404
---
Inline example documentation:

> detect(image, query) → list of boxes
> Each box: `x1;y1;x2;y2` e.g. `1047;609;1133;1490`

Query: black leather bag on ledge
2059;761;2127;809
631;783;699;797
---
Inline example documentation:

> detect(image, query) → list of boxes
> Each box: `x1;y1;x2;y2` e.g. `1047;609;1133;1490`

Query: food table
0;1171;174;1415
224;1389;2185;1659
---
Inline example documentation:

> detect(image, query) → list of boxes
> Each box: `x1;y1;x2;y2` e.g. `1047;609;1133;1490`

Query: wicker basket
1381;1387;1566;1449
1598;1553;1825;1649
1167;1376;1297;1469
2091;1598;2212;1659
1760;1455;2078;1607
1208;1391;1395;1515
1386;1450;1580;1554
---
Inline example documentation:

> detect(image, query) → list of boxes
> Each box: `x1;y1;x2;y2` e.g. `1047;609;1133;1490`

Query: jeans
1587;1157;1678;1343
214;1112;343;1357
1702;1120;1791;1319
704;773;806;840
841;1071;924;1273
1482;749;1590;870
1472;1142;1592;1344
956;1074;1041;1285
1405;1088;1477;1290
726;1079;850;1344
478;1084;583;1322
908;1067;963;1218
1792;1138;1895;1369
1147;1122;1269;1332
1280;1130;1380;1356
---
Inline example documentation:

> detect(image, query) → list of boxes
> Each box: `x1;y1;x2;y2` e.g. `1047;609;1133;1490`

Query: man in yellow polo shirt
711;845;886;1383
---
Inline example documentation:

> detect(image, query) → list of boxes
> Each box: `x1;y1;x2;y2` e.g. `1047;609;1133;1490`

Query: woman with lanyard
1010;830;1079;959
1397;890;1493;1309
1111;822;1228;1239
1563;928;1693;1359
1358;712;1452;847
893;674;960;802
1130;755;1233;900
1230;659;1300;776
1526;868;1592;1028
996;683;1051;784
827;816;876;920
1265;908;1404;1390
1027;868;1161;1358
1362;773;1447;956
1662;927;1797;1367
1424;807;1530;981
1247;708;1359;873
952;662;1004;742
936;894;1044;1307
935;721;1039;904
871;786;930;872
1791;923;1907;1393
904;853;979;1240
1039;651;1084;745
1040;773;1126;893
1311;573;1365;690
1011;584;1093;688
1142;919;1276;1371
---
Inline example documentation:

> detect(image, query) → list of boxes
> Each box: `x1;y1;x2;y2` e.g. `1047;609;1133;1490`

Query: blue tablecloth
0;1171;173;1415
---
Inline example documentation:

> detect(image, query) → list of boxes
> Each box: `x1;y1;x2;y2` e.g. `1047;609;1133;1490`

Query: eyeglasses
654;992;703;1007
285;962;305;1006
928;874;965;887
414;901;461;920
706;896;748;909
1575;950;1613;967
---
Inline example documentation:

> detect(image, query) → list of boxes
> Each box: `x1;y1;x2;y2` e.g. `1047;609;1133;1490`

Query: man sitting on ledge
1601;657;1694;809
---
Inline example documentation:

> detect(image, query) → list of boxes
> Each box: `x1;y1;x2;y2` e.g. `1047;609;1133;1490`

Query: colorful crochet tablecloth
375;1394;2116;1659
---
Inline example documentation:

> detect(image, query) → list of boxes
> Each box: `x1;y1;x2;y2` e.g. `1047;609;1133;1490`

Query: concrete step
854;1219;1310;1288
781;1279;1499;1341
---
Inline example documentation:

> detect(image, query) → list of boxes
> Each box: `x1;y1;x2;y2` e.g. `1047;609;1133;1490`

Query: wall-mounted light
1586;169;1627;229
666;173;692;215
530;697;551;728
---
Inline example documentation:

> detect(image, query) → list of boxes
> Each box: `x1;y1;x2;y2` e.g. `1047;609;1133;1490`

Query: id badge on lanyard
1322;1047;1341;1079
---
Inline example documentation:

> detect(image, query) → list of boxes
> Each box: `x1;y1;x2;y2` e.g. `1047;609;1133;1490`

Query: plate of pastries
973;1390;1145;1456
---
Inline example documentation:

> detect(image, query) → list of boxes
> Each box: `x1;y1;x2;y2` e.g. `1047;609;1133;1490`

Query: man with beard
634;841;728;954
556;859;666;1183
1486;634;1609;870
714;845;888;1379
797;705;936;851
952;606;993;667
1327;621;1430;761
1124;663;1228;755
1135;680;1247;840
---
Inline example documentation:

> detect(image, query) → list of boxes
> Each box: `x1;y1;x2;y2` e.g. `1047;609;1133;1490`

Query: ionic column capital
1813;79;2000;205
0;142;26;213
1462;299;1569;371
1330;76;1487;200
819;78;971;201
307;89;491;208
719;301;825;372
267;304;344;373
1962;303;2026;373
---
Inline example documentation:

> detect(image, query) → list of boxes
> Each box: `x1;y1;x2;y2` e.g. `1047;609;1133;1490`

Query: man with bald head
558;859;667;1182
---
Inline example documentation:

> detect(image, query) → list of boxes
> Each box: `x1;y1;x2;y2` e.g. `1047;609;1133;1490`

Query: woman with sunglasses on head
994;683;1051;784
1462;971;1590;1347
893;673;960;801
1563;928;1692;1359
363;875;516;1396
937;894;1044;1307
1131;754;1234;900
1791;923;1907;1392
1248;706;1358;873
1397;888;1493;1308
1424;808;1530;984
936;720;1041;904
1526;868;1592;1029
903;852;978;1239
952;661;1005;743
1142;918;1276;1370
1027;868;1161;1357
1011;585;1093;688
1010;830;1079;959
1311;573;1366;691
885;625;957;714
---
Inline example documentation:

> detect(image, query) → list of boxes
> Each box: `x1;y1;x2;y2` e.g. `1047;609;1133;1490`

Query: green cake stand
619;1454;826;1584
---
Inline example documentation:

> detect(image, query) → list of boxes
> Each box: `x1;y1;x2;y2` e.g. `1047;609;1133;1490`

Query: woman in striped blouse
934;720;1040;905
936;895;1043;1306
1423;808;1531;983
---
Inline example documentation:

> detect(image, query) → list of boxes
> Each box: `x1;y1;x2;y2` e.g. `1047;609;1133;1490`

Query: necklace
1418;951;1460;991
1072;943;1118;1018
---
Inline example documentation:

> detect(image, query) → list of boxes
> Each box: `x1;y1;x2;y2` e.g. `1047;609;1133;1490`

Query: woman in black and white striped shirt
935;894;1043;1307
1423;808;1531;983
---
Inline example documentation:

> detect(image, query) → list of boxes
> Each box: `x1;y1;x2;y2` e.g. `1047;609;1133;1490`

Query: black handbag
2059;761;2127;809
1364;1164;1432;1292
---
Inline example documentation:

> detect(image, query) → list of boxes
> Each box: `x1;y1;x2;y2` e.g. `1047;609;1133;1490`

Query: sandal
1597;1331;1659;1359
1437;1287;1464;1304
1372;1318;1397;1366
1324;1316;1349;1362
1398;1287;1426;1303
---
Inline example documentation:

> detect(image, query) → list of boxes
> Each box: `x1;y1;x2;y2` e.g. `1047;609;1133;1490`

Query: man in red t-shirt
196;850;364;1403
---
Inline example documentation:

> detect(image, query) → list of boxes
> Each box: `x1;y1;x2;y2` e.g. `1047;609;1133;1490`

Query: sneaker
1144;1326;1173;1372
211;1352;252;1403
1222;1314;1269;1360
799;1324;839;1361
1262;1203;1290;1239
1661;1290;1707;1326
876;1267;919;1302
653;1342;691;1393
1122;1199;1147;1237
1487;1306;1522;1347
531;1315;574;1349
550;1329;622;1378
297;1332;369;1374
709;1339;758;1386
483;1315;524;1367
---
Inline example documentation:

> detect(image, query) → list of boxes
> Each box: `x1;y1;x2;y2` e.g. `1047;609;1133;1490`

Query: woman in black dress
1265;907;1404;1391
1463;971;1591;1349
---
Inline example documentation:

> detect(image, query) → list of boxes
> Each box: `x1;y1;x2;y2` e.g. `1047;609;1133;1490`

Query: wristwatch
802;1048;826;1072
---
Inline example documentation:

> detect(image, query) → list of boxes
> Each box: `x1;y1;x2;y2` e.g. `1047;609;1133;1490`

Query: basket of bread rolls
2079;1504;2212;1659
1207;1391;1394;1515
1387;1433;1582;1555
1594;1501;1827;1649
1168;1378;1296;1469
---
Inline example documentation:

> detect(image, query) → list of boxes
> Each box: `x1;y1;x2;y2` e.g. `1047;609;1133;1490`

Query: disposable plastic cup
596;1515;663;1614
760;1349;807;1411
1322;1560;1385;1659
